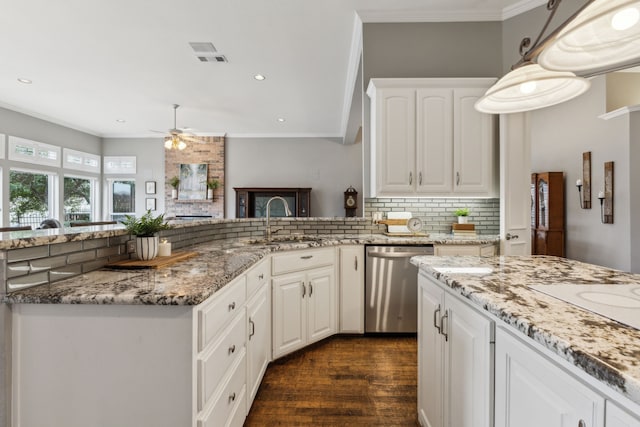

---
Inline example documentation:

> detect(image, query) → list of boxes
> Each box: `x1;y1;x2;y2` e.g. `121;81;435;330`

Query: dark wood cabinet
531;172;564;256
234;187;311;218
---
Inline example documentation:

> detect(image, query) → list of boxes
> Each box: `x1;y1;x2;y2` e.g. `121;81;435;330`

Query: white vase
171;189;178;199
207;188;214;200
458;216;468;224
136;236;159;260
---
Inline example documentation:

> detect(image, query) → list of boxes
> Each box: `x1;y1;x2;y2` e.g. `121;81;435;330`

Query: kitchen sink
529;283;640;330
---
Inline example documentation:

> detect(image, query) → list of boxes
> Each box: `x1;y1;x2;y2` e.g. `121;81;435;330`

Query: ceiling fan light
538;0;640;73
474;63;591;114
164;139;173;149
177;140;187;150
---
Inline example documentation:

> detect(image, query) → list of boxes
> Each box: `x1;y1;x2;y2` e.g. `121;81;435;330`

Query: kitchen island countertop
411;254;640;408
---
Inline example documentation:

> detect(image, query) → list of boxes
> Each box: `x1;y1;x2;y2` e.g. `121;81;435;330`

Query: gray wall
102;138;166;217
225;137;363;218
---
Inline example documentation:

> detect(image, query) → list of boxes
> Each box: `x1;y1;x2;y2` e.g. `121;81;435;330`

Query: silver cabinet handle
249;318;255;339
309;283;313;296
578;421;586;427
441;310;449;342
433;305;441;334
419;172;422;185
258;273;264;280
228;392;236;403
228;301;236;311
302;283;306;298
228;344;236;354
506;233;519;241
301;255;313;260
354;256;358;271
409;171;413;185
456;172;460;186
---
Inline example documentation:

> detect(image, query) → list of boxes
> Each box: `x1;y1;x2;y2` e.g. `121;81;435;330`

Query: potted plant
454;207;470;224
169;176;180;199
206;179;219;200
122;210;172;260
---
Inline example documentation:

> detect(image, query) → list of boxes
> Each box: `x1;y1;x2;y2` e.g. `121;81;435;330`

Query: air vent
197;55;228;63
189;42;217;54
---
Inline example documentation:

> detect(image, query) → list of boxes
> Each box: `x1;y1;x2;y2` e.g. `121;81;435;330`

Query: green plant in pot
206;179;219;200
454;208;470;224
122;210;171;260
169;176;180;199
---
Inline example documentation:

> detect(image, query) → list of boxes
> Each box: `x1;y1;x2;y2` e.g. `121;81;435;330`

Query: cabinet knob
302;283;306;298
433;305;441;333
228;344;236;354
228;301;236;311
249;318;255;339
354;256;358;271
441;311;449;342
578;421;586;427
409;172;413;185
301;255;313;260
229;392;236;403
258;273;264;280
309;283;313;296
505;233;519;241
456;172;460;186
419;172;423;185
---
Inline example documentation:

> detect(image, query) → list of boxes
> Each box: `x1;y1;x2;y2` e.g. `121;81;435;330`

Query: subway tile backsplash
1;198;499;293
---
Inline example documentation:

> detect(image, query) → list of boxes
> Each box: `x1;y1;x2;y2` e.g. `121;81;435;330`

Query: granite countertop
3;233;498;306
411;255;640;407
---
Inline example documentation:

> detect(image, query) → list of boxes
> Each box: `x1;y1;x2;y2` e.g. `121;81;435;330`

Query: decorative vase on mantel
136;236;159;260
171;189;178;199
207;188;214;200
458;216;468;224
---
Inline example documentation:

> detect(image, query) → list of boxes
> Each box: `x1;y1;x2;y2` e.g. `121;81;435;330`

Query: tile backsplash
364;197;500;234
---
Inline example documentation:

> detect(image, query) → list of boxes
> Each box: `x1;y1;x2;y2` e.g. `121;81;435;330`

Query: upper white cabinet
367;78;497;198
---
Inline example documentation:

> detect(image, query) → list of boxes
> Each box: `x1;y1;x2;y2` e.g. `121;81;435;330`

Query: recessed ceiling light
116;119;126;123
277;117;286;123
17;78;32;84
254;74;266;81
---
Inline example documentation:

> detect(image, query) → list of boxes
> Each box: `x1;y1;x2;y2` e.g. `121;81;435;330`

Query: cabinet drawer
246;259;269;299
197;276;246;352
435;245;480;256
197;311;246;411
272;248;334;276
197;353;247;427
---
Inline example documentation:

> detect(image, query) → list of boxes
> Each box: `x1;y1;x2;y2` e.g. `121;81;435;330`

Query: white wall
530;77;632;271
102;138;166;217
225;137;362;218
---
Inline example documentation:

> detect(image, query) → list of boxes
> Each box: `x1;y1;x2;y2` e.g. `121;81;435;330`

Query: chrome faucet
266;196;292;241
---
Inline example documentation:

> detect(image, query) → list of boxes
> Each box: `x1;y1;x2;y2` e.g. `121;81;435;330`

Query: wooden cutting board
106;251;198;269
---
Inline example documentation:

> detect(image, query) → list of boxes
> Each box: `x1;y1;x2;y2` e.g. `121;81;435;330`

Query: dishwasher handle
368;251;433;259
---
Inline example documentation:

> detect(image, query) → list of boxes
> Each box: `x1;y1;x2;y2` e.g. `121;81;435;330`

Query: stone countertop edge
2;234;499;307
410;254;640;408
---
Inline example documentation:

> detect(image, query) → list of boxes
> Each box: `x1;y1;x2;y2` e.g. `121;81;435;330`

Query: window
8;136;61;167
104;156;136;174
63;148;100;173
107;179;135;221
64;175;99;224
9;169;59;228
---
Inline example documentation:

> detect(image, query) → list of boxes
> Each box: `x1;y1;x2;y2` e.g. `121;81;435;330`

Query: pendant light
538;0;640;74
475;63;590;114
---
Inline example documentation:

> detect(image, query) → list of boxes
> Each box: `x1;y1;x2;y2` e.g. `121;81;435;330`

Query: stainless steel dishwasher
365;245;434;333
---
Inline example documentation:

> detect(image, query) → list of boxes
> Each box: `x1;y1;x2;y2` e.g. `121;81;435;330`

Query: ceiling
0;0;543;140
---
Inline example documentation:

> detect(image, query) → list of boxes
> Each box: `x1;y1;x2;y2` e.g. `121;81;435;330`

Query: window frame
8;136;61;167
9;167;59;227
106;178;136;221
63;173;100;223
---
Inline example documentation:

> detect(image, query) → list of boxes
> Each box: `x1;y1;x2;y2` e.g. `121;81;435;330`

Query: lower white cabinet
418;272;494;427
606;401;640;427
495;326;604;427
339;245;364;333
272;248;337;359
434;243;496;256
246;280;271;410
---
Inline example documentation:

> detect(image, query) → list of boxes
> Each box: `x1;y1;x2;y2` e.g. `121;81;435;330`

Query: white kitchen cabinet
606;401;640;427
272;248;337;359
339;245;364;333
367;78;497;198
434;244;496;256
246;279;271;411
495;326;604;427
418;272;494;427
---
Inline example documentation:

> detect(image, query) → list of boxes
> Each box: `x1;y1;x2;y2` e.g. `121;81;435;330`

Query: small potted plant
169;176;180;199
206;179;219;200
122;210;172;260
454;207;470;224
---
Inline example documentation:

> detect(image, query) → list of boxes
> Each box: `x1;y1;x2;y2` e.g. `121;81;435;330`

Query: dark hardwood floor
245;335;418;426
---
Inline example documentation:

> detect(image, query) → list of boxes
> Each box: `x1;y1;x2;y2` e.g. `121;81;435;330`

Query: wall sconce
598;190;605;223
576;179;584;209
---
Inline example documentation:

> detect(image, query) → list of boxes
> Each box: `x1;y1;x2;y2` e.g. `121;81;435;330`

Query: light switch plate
126;240;136;254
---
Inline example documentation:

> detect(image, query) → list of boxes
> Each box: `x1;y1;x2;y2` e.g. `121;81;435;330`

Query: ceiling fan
156;104;200;150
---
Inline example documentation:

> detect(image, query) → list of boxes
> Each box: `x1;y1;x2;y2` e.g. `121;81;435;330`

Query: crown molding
502;0;547;20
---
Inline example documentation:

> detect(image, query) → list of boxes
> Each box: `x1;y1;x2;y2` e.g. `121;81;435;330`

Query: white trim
8;136;61;167
63;148;101;174
101;132;227;139
106;178;136;219
8;167;59;225
103;156;136;174
357;9;501;23
501;0;547;20
598;105;640;120
0;134;5;159
63;174;100;222
223;132;343;139
340;13;364;140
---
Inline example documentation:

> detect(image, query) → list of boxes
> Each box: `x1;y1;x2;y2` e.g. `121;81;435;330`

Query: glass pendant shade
538;0;640;73
164;135;187;150
474;63;591;114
